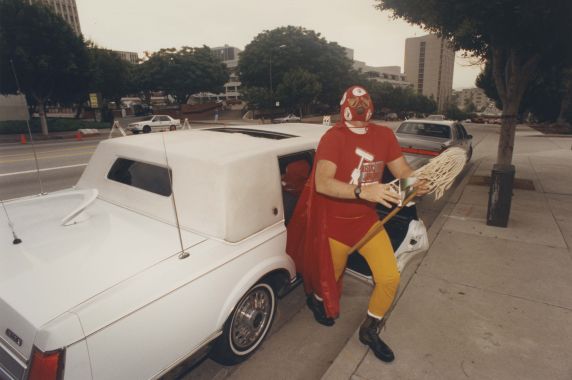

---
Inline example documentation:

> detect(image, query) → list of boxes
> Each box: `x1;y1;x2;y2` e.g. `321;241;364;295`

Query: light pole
269;44;287;93
268;45;286;117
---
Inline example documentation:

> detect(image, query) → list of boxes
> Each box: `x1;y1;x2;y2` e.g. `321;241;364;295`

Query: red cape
286;123;351;319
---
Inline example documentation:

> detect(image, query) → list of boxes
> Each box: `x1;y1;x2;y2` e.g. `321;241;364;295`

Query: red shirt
315;123;402;245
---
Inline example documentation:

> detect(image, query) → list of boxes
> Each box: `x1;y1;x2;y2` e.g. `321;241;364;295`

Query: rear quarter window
107;158;172;196
397;122;451;139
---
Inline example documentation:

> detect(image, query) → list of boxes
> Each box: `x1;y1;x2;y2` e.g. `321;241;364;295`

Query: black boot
306;295;335;326
359;315;395;362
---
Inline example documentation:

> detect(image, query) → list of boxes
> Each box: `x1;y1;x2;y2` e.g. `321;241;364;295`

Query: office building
353;61;412;89
211;45;242;101
404;34;455;111
454;87;490;111
113;50;139;64
28;0;81;35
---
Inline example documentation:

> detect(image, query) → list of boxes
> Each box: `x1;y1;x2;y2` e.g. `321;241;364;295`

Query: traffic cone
76;131;82;141
20;134;27;144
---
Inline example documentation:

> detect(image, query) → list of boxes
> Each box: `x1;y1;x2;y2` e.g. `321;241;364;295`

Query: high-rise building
404;34;455;112
28;0;81;35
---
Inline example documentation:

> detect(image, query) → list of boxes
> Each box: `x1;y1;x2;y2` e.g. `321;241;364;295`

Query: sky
75;0;483;89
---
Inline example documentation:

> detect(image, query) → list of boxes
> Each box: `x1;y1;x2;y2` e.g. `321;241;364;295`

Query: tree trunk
491;48;538;165
487;47;539;226
556;69;572;125
37;98;49;136
497;104;518;166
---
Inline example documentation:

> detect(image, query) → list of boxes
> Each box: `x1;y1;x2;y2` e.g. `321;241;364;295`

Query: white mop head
413;147;467;200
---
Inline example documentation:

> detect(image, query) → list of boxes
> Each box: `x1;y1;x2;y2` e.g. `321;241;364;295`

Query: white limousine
0;123;427;380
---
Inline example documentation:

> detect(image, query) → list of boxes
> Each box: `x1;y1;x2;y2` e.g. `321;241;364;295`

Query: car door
152;116;166;131
278;150;315;225
162;116;172;128
149;116;159;129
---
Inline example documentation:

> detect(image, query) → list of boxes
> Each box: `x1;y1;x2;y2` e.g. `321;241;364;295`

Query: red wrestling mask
339;86;374;122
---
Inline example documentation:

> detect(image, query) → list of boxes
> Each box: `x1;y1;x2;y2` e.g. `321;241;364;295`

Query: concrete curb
0;129;111;144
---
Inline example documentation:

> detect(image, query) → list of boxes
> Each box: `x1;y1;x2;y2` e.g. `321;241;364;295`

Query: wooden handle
346;189;418;254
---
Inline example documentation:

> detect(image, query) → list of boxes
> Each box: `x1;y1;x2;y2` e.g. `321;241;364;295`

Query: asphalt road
0;122;492;378
0;139;103;199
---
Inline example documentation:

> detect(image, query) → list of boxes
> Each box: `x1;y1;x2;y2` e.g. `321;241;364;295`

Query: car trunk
0;191;205;362
396;134;451;156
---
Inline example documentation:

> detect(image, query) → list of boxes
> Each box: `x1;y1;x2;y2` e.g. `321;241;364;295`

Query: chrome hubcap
231;287;272;350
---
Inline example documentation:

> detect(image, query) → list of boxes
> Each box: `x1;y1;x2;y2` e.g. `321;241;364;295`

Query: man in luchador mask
287;86;427;362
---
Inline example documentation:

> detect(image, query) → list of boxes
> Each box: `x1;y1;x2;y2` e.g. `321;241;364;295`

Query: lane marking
0;145;98;159
0;151;94;164
0;163;88;177
0;145;97;159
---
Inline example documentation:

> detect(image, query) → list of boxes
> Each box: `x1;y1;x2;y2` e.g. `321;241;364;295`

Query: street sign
89;93;102;109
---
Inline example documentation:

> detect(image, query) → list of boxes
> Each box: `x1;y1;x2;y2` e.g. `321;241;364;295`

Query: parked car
0;124;429;380
395;119;473;161
425;114;446;121
272;114;301;123
127;114;181;134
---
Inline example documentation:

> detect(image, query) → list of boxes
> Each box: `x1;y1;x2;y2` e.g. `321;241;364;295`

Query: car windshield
396;122;451;139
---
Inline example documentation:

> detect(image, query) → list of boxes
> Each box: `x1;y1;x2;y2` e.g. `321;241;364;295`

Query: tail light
400;147;440;156
28;346;65;380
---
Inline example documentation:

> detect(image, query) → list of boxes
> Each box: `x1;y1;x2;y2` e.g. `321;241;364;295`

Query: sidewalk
324;126;572;379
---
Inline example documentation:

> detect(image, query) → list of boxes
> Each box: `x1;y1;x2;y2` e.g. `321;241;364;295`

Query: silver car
395;119;473;161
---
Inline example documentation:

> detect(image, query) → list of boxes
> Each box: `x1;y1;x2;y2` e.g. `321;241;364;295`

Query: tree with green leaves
444;103;468;121
464;101;478;114
87;43;135;108
238;26;354;111
376;0;572;223
276;68;322;117
139;46;228;105
0;0;90;135
366;81;436;116
477;61;572;126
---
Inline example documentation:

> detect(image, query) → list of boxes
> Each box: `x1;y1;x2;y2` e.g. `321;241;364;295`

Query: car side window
107;158;172;196
278;150;315;225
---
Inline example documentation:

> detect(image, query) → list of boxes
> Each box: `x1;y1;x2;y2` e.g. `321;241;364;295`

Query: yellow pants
329;228;400;318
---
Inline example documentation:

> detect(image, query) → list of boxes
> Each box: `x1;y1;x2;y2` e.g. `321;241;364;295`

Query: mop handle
346;189;419;255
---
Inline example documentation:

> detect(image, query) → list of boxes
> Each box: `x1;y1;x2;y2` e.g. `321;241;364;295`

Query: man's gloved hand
359;183;401;208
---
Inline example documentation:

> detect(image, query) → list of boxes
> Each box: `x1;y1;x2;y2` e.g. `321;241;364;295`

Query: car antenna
1;200;22;245
160;132;189;259
10;59;45;194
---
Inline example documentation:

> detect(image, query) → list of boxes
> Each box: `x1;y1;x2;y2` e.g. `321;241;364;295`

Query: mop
346;147;467;254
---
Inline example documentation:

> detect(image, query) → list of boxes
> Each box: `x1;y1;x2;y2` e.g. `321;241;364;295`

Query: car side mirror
468;134;473;139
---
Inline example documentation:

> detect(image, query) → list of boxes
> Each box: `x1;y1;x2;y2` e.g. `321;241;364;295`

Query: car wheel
467;146;473;162
210;281;276;365
142;125;151;134
169;125;176;131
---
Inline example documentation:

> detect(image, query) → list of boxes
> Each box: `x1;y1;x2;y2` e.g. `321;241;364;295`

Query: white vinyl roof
77;124;328;242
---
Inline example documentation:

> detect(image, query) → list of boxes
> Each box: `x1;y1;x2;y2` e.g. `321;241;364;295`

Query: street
0;122;493;379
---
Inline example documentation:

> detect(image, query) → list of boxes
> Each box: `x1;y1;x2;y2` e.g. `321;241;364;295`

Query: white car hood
0;190;205;358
